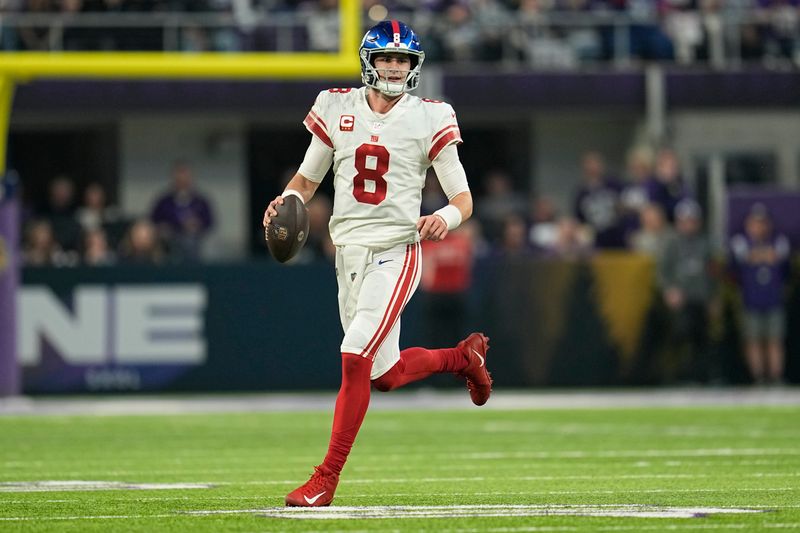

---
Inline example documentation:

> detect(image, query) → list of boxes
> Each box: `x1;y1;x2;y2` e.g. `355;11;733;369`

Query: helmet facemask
360;49;424;97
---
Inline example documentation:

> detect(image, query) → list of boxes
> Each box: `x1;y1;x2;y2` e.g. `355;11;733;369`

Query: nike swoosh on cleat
304;491;326;505
471;348;485;368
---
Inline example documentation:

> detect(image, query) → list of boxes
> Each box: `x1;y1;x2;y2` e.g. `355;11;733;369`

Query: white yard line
4;497;800;506
0;481;214;492
154;504;773;519
451;448;800;460
446;525;800;532
0;504;775;522
0;514;179;521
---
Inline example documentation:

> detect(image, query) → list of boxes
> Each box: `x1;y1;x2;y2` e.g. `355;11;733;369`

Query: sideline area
1;387;798;416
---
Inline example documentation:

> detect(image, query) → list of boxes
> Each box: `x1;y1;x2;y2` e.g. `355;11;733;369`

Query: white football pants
336;242;422;380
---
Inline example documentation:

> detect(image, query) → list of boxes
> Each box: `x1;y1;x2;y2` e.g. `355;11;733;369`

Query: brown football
266;194;309;263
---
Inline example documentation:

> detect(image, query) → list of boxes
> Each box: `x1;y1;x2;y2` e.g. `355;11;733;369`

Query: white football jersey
303;86;462;248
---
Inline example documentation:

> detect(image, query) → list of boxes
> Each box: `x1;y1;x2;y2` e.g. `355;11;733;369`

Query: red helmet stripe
391;19;400;47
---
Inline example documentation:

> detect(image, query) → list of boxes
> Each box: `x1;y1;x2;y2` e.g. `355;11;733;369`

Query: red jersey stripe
308;109;328;130
303;115;333;148
428;130;462;161
431;124;459;144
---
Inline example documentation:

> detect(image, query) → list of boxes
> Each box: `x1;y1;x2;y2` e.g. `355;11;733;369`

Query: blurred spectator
543;215;593;259
81;227;116;266
438;2;480;61
150;160;214;262
302;193;335;262
304;0;339;51
528;194;560;249
653;147;690;223
555;0;604;62
729;203;791;385
663;0;704;64
0;1;23;50
76;182;123;232
494;213;535;257
739;20;766;61
658;199;717;382
41;175;83;252
629;0;675;61
61;0;92;51
629;202;673;261
758;0;800;62
473;0;515;61
119;218;165;265
573;150;625;249
476;169;527;244
18;0;54;51
620;146;659;238
22;219;77;267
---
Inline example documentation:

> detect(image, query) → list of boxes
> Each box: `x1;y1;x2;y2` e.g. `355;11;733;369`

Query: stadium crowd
20;160;213;267
1;0;798;65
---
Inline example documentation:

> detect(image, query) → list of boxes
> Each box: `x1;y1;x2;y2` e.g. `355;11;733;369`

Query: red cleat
457;332;492;406
285;465;339;507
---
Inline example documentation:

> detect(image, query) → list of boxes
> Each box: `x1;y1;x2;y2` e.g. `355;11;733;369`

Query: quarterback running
262;20;492;507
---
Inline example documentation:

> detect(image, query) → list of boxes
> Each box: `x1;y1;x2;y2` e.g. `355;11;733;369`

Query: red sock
372;347;466;392
321;353;372;475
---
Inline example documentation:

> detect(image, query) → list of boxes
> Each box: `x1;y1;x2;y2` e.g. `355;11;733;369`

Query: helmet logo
393;32;400;46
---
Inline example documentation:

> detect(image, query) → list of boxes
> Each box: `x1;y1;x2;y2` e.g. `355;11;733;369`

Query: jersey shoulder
406;94;457;121
315;87;362;112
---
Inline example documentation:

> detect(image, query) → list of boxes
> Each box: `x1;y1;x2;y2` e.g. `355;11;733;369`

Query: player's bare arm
262;172;320;227
417;190;472;241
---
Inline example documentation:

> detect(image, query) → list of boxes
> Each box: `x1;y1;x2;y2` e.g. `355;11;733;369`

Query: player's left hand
417;215;448;241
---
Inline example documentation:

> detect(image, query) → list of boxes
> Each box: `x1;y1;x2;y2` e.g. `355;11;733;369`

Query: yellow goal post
0;0;362;172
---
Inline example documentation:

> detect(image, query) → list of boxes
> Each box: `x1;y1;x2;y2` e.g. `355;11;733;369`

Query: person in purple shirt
150;161;214;261
729;203;791;385
619;146;662;240
573;151;626;249
653;148;690;223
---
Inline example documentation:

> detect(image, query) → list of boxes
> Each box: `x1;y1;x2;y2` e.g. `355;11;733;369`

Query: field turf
1;401;798;531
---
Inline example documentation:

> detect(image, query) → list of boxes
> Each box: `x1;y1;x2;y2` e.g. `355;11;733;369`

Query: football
266;194;309;263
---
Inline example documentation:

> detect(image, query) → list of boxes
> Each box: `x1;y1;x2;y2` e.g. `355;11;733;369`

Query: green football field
1;400;799;531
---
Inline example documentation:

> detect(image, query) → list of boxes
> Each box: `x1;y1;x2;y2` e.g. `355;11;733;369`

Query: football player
263;20;492;507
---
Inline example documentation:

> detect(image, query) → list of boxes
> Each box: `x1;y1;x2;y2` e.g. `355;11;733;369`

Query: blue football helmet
359;20;425;97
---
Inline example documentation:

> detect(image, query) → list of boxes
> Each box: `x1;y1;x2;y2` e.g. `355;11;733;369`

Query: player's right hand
262;195;284;227
417;214;449;242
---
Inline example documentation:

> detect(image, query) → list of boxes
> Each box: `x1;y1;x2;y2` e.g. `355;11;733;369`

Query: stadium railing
1;9;797;68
